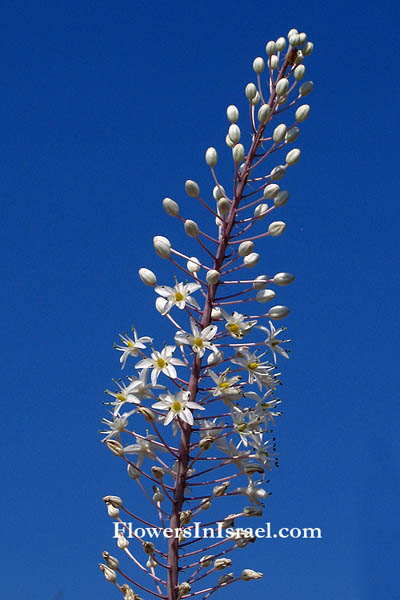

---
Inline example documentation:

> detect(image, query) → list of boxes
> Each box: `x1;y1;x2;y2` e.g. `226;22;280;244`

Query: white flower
152;390;204;426
258;321;290;363
124;434;164;469
114;328;152;369
208;368;242;401
245;390;282;425
249;433;278;471
230;406;262;447
234;481;270;506
230;348;272;389
135;346;185;384
215;438;251;471
155;281;201;314
175;318;217;358
221;310;257;339
105;380;142;412
101;411;134;442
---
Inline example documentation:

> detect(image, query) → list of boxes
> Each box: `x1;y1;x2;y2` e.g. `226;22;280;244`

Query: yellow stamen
175;292;184;301
248;361;258;370
126;340;134;347
157;358;166;369
116;393;126;402
228;323;240;333
172;401;182;412
219;382;231;389
193;337;203;347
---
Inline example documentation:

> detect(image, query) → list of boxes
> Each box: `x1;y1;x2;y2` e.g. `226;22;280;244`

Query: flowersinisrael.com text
113;521;322;540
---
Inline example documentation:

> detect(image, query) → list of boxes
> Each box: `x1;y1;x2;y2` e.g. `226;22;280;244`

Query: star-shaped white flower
104;380;142;412
114;328;152;369
258;321;290;364
124;434;165;469
244;390;282;426
152;390;205;426
221;310;257;339
135;346;185;384
155;281;201;314
175;318;218;358
230;348;272;389
208;368;242;402
101;411;134;442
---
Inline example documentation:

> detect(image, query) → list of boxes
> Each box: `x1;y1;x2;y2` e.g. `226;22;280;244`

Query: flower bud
302;41;314;55
151;466;165;480
214;558;232;570
143;541;155;555
225;134;235;148
200;555;214;567
205;147;218;167
286;126;299;143
288;28;298;37
162;197;179;217
270;165;286;181
294;64;305;80
274;190;289;207
241;569;263;581
103;551;119;570
146;555;157;569
206;269;220;284
268;221;286;236
177;582;191;599
127;464;140;480
273;123;287;143
238;240;254;256
276;78;289;96
286;148;301;165
199;436;214;450
256;289;276;303
213;482;230;496
187;256;201;273
185;179;200;197
295;50;304;64
245;464;264;474
276;37;286;51
184;219;199;238
267;305;290;319
253;57;265;73
217;198;231;217
254;203;269;220
228;124;240;143
213;185;225;200
299;81;313;96
155;297;168;314
105;440;124;456
245;83;257;99
107;504;119;518
218;573;234;586
269;55;279;70
289;33;300;46
138;268;157;286
265;41;276;56
153;486;164;503
211;307;222;320
222;514;236;528
180;510;192;525
137;406;155;422
226;104;239;123
243;506;263;517
251;91;260;105
117;532;129;549
257;104;271;124
232;143;245;163
244;252;260;267
295;104;310;122
153;235;171;259
263;183;280;199
298;32;307;44
200;498;211;510
253;275;269;290
120;585;137;600
273;272;295;285
99;563;117;583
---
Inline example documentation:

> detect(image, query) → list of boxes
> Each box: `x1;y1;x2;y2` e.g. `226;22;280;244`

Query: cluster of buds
100;28;314;600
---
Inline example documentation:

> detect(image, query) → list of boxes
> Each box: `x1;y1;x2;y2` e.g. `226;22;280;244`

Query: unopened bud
295;104;310;122
270;165;286;181
228;124;240;143
107;504;119;518
127;464;140;480
213;482;230;497
299;81;313;96
298;32;307;44
151;466;165;480
254;203;269;220
245;464;264;474
265;41;276;56
99;563;117;583
286;127;299;143
180;510;192;525
213;185;225;200
206;270;220;284
200;555;214;567
294;64;305;80
211;307;222;320
286;148;301;165
200;498;211;510
218;573;234;585
256;289;276;303
302;41;314;55
153;235;171;259
162;197;179;217
273;123;287;143
207;348;224;365
199;436;214;450
288;28;298;37
155;297;168;314
232;144;245;163
253;275;269;290
245;83;257;99
225;134;235;148
103;551;119;569
153;486;164;503
146;556;157;569
267;305;290;319
214;558;232;570
105;440;124;456
268;221;286;236
243;506;264;517
222;514;236;528
117;532;129;549
187;256;201;274
143;541;155;555
241;569;263;581
120;585;138;600
251;91;260;105
184;219;199;238
185;179;200;197
244;252;260;267
138;268;157;286
226;105;239;123
274;190;289;207
273;272;295;286
205;147;218;167
269;55;279;69
263;183;280;199
103;495;123;508
258;104;271;124
238;240;254;256
288;33;300;46
276;37;286;51
217;198;231;217
177;582;191;599
276;78;289;96
253;57;264;73
137;406;155;422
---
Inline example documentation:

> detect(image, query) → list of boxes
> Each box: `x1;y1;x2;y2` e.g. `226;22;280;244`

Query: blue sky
1;1;399;599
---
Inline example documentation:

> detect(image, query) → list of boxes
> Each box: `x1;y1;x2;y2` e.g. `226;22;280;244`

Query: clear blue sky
1;1;399;599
